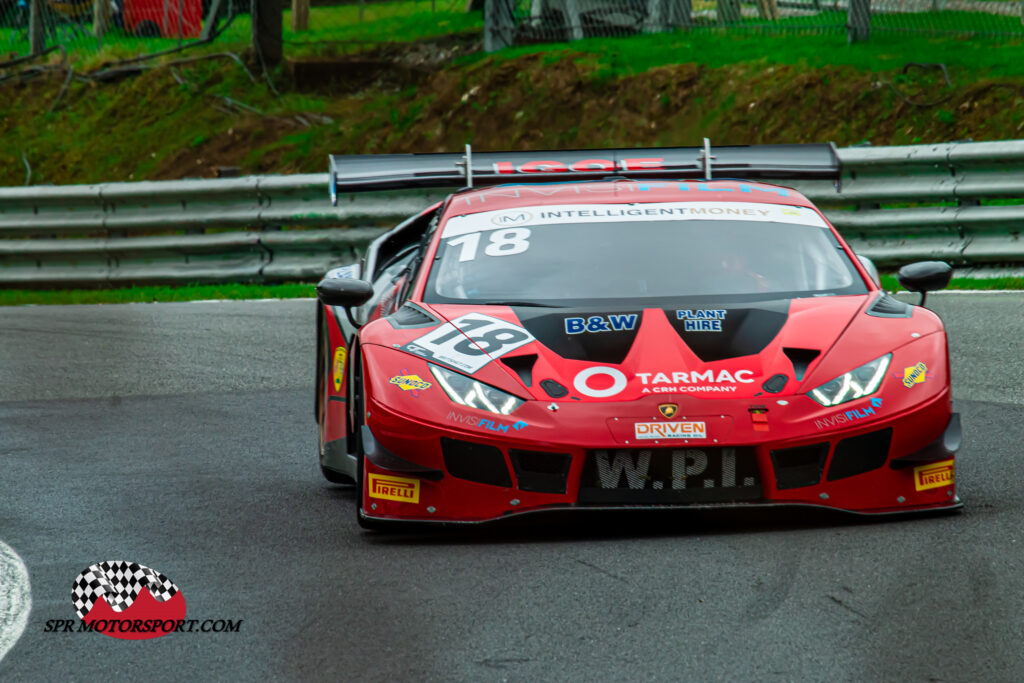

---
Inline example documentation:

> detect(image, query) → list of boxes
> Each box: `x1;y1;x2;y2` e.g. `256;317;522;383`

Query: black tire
352;358;389;531
320;464;354;485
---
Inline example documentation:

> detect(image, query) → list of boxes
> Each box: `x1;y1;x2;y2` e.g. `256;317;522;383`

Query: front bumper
360;390;961;524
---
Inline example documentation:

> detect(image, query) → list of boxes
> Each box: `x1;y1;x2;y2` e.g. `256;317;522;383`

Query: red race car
314;143;960;528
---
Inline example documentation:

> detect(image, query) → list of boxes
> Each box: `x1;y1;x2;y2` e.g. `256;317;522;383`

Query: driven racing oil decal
71;561;186;640
368;474;421;503
914;459;954;491
634;422;706;440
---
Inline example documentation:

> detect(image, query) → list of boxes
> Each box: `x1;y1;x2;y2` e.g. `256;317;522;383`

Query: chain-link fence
1;0;472;67
0;0;249;67
485;0;1024;48
3;0;1021;74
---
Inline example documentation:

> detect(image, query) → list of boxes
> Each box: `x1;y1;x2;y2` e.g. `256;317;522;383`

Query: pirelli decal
368;474;420;503
914;459;954;492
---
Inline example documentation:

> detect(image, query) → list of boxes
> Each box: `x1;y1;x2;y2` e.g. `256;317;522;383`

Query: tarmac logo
914;459;954;491
369;474;420;503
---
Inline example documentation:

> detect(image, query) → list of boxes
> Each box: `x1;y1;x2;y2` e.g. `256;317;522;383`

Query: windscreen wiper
483;300;562;308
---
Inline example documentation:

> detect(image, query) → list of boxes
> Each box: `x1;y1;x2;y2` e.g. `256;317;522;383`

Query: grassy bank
3;10;1024;186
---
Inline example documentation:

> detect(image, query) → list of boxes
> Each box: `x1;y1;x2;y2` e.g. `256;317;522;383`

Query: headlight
429;365;525;415
809;354;891;407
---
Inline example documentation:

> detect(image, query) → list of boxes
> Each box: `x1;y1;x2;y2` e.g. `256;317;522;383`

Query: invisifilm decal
814;397;883;430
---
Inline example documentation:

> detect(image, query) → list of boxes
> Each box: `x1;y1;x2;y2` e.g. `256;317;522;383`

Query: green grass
881;274;1024;291
490;29;1024;79
0;282;316;306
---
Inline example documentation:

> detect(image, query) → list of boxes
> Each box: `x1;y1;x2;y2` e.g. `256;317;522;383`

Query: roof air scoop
500;354;538;387
783;348;821;382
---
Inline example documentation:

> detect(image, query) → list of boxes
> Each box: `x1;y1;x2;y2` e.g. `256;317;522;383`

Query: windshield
425;202;867;305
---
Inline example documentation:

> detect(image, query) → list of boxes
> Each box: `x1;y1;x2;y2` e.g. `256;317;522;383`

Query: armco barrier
2;140;1024;287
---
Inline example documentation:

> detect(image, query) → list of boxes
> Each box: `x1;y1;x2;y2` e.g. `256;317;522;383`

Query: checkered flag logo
71;561;180;620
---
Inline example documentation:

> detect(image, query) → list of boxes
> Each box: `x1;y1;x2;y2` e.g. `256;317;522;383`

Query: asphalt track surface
1;294;1022;681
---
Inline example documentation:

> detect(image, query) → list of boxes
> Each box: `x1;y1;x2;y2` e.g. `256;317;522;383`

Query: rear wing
328;140;840;205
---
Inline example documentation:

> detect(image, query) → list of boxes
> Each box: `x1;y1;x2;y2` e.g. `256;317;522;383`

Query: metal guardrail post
29;0;46;56
848;0;870;42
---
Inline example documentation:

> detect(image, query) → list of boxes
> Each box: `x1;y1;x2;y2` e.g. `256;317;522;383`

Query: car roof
443;179;818;217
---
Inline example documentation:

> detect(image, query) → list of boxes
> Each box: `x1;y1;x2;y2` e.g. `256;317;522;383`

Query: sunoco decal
390;375;432;392
914;459;954;491
900;362;931;388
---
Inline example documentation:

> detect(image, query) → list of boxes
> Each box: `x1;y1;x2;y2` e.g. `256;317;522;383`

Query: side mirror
856;254;881;287
896;261;952;306
316;278;374;308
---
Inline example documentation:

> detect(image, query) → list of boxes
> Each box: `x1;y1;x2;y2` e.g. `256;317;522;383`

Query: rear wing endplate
328;140;839;205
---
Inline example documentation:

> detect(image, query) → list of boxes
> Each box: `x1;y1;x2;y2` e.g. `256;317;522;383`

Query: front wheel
320;464;354;485
354;449;390;530
352;360;387;531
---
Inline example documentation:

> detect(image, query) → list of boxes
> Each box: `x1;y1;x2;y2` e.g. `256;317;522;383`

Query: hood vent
500;354;538;387
783;347;820;381
761;374;788;393
540;379;569;398
866;292;913;318
386;303;437;328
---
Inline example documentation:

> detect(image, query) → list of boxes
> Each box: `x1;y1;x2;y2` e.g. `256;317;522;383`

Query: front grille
440;437;512;487
770;443;829;490
578;447;761;504
509;449;572;494
827;428;892;481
